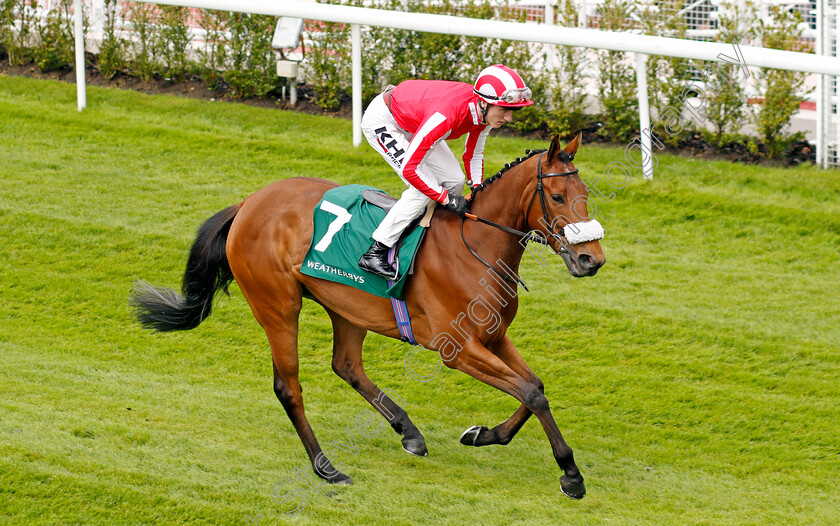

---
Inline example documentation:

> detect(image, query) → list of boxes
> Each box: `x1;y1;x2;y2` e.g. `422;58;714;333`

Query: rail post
352;23;362;147
635;53;653;180
74;0;86;111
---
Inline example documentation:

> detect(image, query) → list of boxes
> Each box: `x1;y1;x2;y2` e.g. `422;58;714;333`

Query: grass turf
1;74;838;525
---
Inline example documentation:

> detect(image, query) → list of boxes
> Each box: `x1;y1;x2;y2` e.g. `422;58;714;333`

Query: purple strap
387;244;417;345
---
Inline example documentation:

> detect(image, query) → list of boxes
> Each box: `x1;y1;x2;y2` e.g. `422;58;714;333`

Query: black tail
130;204;240;331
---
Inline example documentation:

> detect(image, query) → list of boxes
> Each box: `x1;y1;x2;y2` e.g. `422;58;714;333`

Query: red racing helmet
473;64;534;108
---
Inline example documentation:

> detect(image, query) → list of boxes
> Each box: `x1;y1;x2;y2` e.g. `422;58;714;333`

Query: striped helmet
473;64;534;108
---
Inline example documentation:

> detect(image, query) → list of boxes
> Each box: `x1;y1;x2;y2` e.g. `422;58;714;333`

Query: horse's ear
547;134;563;161
564;131;583;157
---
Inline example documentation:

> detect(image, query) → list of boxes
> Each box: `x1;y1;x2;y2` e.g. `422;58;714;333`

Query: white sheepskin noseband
564;220;604;244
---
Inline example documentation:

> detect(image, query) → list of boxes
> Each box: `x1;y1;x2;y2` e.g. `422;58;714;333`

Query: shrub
753;6;809;159
370;0;414;87
156;5;191;82
703;0;754;148
456;1;547;133
459;0;499;84
492;5;549;134
640;0;687;109
0;0;14;60
548;0;589;138
594;0;638;143
407;0;463;81
224;13;278;99
127;2;159;80
304;15;350;109
640;0;692;147
34;0;75;72
357;18;389;105
97;0;126;79
4;0;36;66
197;9;227;90
462;1;533;84
361;0;463;89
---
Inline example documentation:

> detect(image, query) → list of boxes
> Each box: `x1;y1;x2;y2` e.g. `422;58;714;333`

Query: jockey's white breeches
361;93;465;247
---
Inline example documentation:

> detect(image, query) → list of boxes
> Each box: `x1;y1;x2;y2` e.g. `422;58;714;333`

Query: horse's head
525;133;606;277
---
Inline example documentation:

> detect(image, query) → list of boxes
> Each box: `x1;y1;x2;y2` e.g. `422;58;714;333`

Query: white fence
70;0;840;173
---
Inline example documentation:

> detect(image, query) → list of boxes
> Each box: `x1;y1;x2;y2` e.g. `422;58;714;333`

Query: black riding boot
358;241;397;279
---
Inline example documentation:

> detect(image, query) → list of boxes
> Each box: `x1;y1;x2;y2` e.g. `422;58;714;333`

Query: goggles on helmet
474;86;532;105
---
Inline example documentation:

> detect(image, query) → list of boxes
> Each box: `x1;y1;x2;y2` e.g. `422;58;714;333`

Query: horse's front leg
459;336;540;447
459;404;531;446
446;339;585;500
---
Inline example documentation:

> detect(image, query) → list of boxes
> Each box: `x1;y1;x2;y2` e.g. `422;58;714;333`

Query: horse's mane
470;149;546;195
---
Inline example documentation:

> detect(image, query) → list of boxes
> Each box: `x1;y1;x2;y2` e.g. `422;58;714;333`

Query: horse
130;132;605;500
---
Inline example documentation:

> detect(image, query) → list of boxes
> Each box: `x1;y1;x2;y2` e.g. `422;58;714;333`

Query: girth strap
387;244;417;344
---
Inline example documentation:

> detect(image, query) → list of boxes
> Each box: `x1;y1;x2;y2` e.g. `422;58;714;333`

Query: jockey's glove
444;195;469;217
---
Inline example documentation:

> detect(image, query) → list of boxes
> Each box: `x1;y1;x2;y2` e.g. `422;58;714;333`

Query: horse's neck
465;160;534;264
470;160;533;237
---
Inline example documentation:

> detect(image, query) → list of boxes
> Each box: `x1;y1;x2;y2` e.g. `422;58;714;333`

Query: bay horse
130;133;605;500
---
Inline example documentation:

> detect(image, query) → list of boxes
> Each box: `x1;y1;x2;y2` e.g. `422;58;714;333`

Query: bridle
525;151;580;250
460;151;579;289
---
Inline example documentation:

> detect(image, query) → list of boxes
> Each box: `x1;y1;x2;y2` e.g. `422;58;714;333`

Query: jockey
358;64;534;279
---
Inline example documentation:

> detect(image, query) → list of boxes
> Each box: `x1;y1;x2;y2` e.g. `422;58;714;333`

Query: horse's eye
551;194;564;204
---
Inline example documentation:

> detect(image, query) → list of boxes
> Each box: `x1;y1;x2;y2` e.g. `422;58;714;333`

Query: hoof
560;479;586;500
459;425;487;446
327;472;353;485
401;437;428;457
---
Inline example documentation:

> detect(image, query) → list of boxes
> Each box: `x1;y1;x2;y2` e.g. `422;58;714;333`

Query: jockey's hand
444;195;469;217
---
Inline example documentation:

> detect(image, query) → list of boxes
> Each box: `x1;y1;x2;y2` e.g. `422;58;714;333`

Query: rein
460;151;579;290
459;219;530;291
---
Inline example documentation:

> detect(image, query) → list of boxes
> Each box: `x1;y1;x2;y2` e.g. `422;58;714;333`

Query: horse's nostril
579;254;597;269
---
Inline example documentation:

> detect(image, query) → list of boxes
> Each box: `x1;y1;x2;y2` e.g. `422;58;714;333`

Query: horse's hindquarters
226;178;337;322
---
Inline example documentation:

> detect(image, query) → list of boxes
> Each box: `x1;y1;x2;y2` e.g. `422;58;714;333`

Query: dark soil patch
0;58;352;118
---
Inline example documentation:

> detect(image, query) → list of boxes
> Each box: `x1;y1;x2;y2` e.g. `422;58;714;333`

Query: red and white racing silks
389;80;490;203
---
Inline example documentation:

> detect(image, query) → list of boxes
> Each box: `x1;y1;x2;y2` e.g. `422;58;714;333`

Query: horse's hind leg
269;347;352;485
241;277;352;485
327;309;428;457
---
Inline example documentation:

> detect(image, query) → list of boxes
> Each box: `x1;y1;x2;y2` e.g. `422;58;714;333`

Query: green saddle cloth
300;184;426;300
